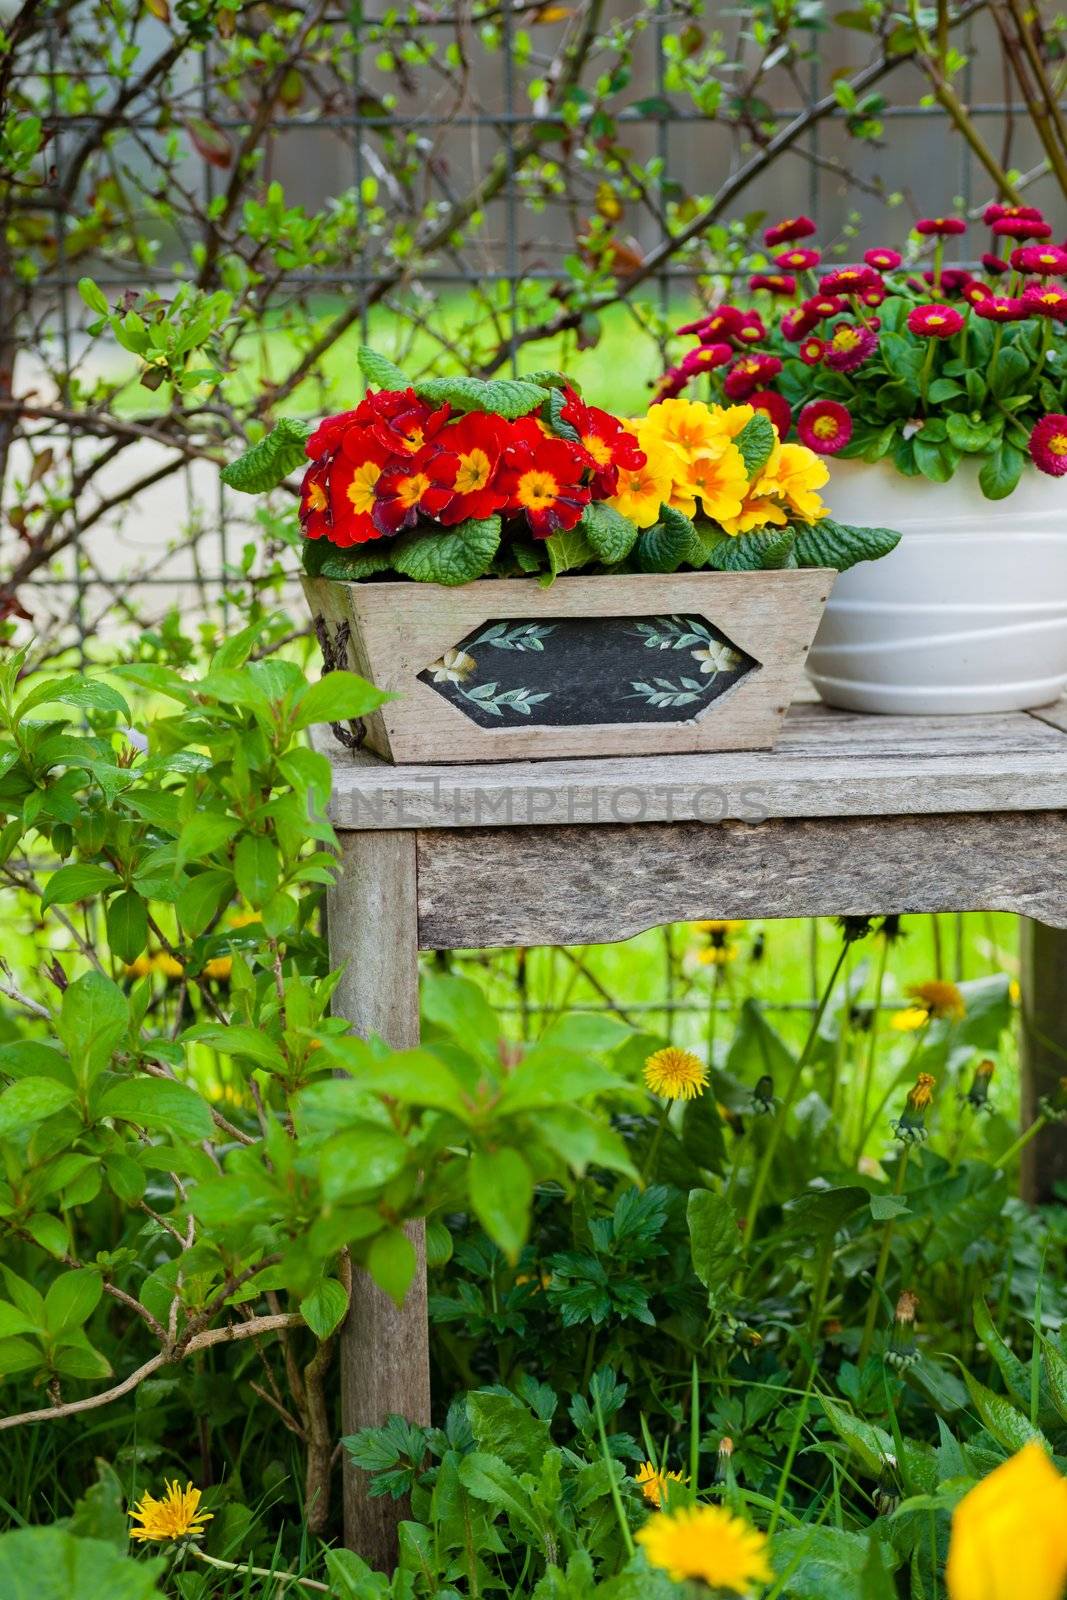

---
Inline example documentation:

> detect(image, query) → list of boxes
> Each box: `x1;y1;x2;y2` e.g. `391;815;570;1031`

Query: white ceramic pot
805;458;1067;715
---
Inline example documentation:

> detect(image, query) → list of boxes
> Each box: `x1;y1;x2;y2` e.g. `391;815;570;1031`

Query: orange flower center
517;468;560;510
455;448;492;494
832;327;861;351
398;426;424;453
813;415;840;440
346;460;382;515
1050;433;1067;455
582;433;613;467
396;471;430;508
307;480;327;512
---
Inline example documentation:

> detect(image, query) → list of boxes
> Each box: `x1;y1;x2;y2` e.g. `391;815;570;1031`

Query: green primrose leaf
392;515;501;586
413;375;548;419
792;518;901;572
357;345;409;389
220;418;309;493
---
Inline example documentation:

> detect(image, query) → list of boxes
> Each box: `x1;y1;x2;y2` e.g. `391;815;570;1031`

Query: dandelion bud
879;914;905;943
892;1073;936;1143
964;1058;995;1112
886;1289;920;1369
715;1436;734;1485
837;915;875;943
873;1455;901;1516
752;1074;775;1114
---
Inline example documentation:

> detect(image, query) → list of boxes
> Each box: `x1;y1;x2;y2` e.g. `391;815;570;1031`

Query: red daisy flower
860;282;887;308
305;408;363;462
1022;282;1067;322
775;248;821;271
679;344;733;380
982;252;1011;275
799;336;825;365
802;293;848;322
355;387;452;457
984;203;1044;226
962;280;994;306
1030;414;1067;477
653;368;688;402
327;434;393;545
973;295;1028;323
781;307;818;341
819;265;881;296
559;389;645;497
435;412;511;525
299;460;334;541
797;399;853;455
824;321;878;372
372;444;457;536
724;353;783;400
677;305;744;341
749;272;797;296
735;310;767;344
764;215;817;248
498;427;593;538
916;216;967;236
1012;243;1067;276
922;268;973;294
992;216;1052;241
864;247;902;271
906;303;966;338
749;390;792;439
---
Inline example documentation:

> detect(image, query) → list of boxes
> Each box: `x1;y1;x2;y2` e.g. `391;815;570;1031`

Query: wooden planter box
303;570;834;764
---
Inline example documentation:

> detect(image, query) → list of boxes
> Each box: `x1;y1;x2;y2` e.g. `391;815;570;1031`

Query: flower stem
854;934;890;1163
994;1113;1048;1173
740;942;849;1262
858;1145;911;1365
189;1548;328;1593
642;1100;672;1183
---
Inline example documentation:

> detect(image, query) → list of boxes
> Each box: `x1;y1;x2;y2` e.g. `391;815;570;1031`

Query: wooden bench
321;698;1067;1565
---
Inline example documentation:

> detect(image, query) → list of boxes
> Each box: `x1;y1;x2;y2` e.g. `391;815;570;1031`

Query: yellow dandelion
693;920;745;935
906;979;966;1022
891;1005;927;1032
128;1479;212;1543
644;1046;708;1102
635;1460;686;1508
637;1503;772;1592
946;1443;1067;1600
698;944;738;966
1009;978;1021;1005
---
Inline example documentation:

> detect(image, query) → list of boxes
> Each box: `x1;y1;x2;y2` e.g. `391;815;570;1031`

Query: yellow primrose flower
635;1461;687;1508
608;437;678;528
705;402;755;442
755;442;829;522
683;443;749;523
719;495;790;538
946;1443;1067;1600
644;1046;708;1101
638;397;726;462
636;1503;772;1593
129;1480;212;1543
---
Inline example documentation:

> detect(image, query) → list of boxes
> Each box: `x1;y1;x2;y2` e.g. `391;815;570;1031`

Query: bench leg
1019;919;1067;1204
327;830;429;1568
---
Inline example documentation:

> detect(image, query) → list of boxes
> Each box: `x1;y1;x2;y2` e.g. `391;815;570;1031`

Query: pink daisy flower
993;217;1052;241
775;247;821;271
799;336;825;365
679;343;734;376
749;272;797;296
819;265;881;296
1029;414;1067;477
780;307;818;341
764;215;817;248
1011;244;1067;276
749;390;792;439
973;295;1028;323
864;247;902;271
906;303;966;338
824;321;878;372
797;399;853;454
984;203;1044;226
922;268;973;294
916;216;967;236
723;353;782;400
735;311;767;344
981;252;1011;275
1022;282;1067;321
802;293;848;322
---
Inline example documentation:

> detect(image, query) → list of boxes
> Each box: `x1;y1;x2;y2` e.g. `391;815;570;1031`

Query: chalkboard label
418;613;759;728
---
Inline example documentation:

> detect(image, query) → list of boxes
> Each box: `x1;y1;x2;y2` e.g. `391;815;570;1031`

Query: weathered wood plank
317;704;1067;831
415;812;1067;948
1019;920;1067;1204
326;831;429;1569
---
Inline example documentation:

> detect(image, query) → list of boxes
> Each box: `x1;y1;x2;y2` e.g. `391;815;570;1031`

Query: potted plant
662;206;1067;715
221;348;898;762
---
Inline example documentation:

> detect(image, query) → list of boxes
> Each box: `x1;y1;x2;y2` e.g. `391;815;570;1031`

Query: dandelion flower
644;1046;708;1101
129;1480;212;1543
635;1461;686;1508
906;979;965;1022
637;1503;772;1592
946;1443;1067;1600
891;1005;927;1032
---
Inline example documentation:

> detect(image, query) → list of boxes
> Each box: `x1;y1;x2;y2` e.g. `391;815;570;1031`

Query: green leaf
300;1278;349;1339
413;375;547;419
989;345;1030;399
16;675;130;722
544;526;594;578
496;1046;627;1114
292;671;389;731
56;973;129;1090
42;863;120;908
0;1077;75;1137
961;1369;1047;1452
710;526;797;570
734;411;776;479
44;1268;102;1337
467;1390;553;1473
772;1528;900;1600
458;1450;541;1532
784;1185;869;1238
319;1128;408;1201
636;504;702;573
177;868;234;938
0;1301;41;1338
52;1334;111;1380
0;1337;42;1378
104;890;148;964
365;1227;417;1307
579;501;639;565
973;1296;1034;1410
469;1147;533;1259
233;833;280;908
220;418;309;494
301;539;395;581
1041;1335;1067;1423
357;346;409;389
77;277;109;316
98;1076;212;1141
820;1396;937;1492
979;441;1026;501
946;413;996;453
686;1190;739;1302
392;515;501;586
0;1529;165;1600
793;517;901;572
